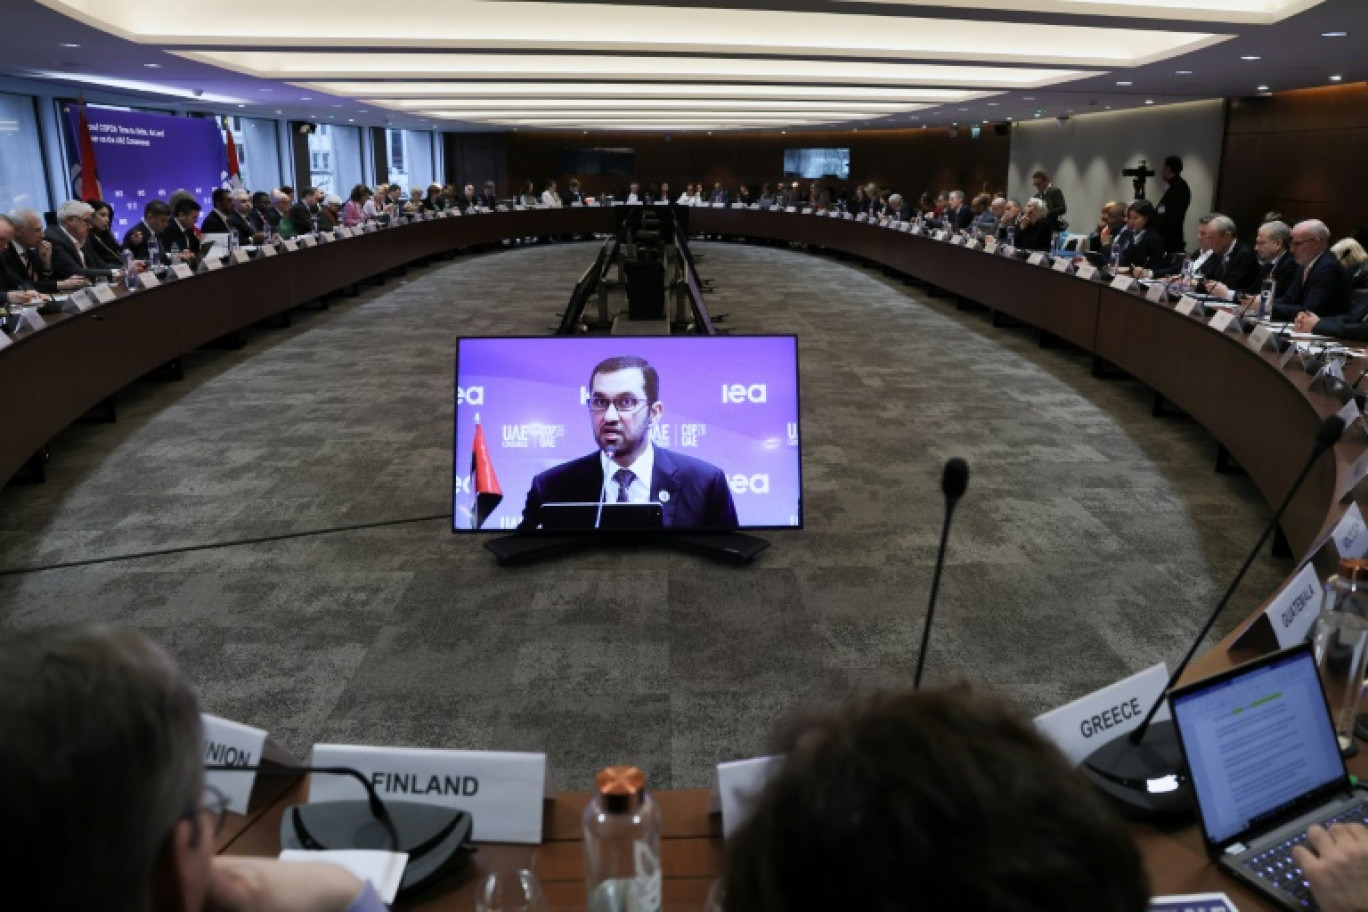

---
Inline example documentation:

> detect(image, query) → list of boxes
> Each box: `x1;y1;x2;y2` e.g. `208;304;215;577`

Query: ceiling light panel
175;52;1089;89
42;1;1225;68
302;83;987;103
374;99;920;112
826;0;1322;25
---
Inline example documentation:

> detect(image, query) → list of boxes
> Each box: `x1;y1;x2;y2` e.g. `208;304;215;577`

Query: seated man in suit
287;187;322;236
563;179;585;206
1088;201;1128;263
1270;220;1353;322
122;199;173;264
0;624;386;912
200;189;254;247
1295;290;1368;341
5;207;89;293
721;686;1149;912
883;193;910;223
1210;220;1297;304
1014;198;1055;251
45;199;120;281
159;198;203;265
1193;214;1259;296
520;355;738;531
0;214;49;306
944;190;973;232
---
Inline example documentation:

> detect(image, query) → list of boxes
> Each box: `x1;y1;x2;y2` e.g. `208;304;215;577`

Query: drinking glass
474;869;546;912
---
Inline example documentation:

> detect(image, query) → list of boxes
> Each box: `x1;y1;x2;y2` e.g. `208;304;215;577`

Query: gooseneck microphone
1081;415;1346;820
914;458;969;689
593;444;617;530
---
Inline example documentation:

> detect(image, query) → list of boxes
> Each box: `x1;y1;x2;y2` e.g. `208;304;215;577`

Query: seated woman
342;185;370;227
1115;199;1167;275
83;199;126;268
1333;237;1368;289
1015;198;1054;251
969;193;997;235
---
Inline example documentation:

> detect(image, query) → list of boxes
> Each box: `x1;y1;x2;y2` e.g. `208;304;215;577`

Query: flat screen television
783;147;850;180
452;336;802;534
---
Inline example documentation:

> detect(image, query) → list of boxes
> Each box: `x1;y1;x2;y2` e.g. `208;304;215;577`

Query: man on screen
519;355;738;531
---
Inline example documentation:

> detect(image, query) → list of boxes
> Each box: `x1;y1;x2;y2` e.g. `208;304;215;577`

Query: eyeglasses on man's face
587;396;649;414
186;783;231;838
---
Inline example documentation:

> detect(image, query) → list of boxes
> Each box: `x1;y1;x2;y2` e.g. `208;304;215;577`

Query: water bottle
1050;232;1061;258
583;766;662;912
1007;225;1017;248
227;230;239;256
123;250;139;290
168;242;180;266
147;235;162;271
1108;241;1122;273
1258;276;1276;318
311;214;320;236
1315;559;1368;753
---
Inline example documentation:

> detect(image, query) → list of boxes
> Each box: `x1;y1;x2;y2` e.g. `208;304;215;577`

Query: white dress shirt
600;444;655;504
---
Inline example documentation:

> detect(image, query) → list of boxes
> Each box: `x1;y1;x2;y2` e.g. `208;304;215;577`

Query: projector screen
452;336;802;533
783;148;850;180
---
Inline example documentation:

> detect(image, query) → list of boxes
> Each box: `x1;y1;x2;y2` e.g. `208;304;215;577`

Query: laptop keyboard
1242;802;1368;908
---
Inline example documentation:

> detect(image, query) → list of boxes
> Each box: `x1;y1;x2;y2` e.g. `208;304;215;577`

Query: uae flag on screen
470;419;503;529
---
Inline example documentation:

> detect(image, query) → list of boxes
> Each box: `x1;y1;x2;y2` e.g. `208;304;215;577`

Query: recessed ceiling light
987;102;999;106
144;63;161;68
1175;70;1193;75
1144;99;1154;104
958;107;968;111
331;104;343;108
59;42;80;48
1331;75;1343;82
1257;84;1269;91
348;118;355;122
259;88;273;92
1241;55;1261;61
1023;96;1036;101
236;104;245;108
300;96;312;101
1322;31;1348;38
1116;80;1132;86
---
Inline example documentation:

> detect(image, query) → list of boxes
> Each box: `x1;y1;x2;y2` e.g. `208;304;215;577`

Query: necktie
614;468;635;503
22;250;36;281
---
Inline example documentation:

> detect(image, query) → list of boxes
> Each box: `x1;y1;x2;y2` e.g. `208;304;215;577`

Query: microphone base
1078;721;1195;824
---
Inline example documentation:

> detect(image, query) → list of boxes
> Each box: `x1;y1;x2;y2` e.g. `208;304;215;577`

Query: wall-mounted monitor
783;148;850;180
453;336;802;534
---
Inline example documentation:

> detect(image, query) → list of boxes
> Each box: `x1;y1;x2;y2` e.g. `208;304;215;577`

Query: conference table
7;204;1366;909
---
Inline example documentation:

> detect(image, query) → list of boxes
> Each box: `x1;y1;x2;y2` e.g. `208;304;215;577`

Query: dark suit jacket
86;229;125;268
1155;176;1190;253
288;202;319;235
1261;253;1297;298
1;242;60;293
947;205;973;231
1117;227;1167;271
1271;251;1353;321
121;220;159;261
520;447;738;531
1035;186;1067;230
1308;289;1368;341
159;220;201;256
201;209;254;245
1198;240;1259;295
44;226;115;280
1016;218;1054;251
564;189;585;205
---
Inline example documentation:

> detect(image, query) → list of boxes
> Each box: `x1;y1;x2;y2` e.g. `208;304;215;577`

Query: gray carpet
0;238;1291;790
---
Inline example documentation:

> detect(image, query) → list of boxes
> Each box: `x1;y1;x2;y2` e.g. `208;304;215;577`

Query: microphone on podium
914;458;969;689
1080;415;1345;821
593;444;617;530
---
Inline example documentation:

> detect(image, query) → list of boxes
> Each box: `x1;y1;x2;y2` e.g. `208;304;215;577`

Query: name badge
1208;310;1236;332
1110;275;1136;291
172;263;194;279
91;283;118;303
309;744;549;844
231;249;251;265
1146;283;1167;302
203;713;298;814
708;756;783;841
1334;503;1368;559
1033;663;1170;766
139;271;161;289
282;239;299;252
1176;295;1202;315
1052;257;1071;273
1262;563;1324;648
1027;252;1046;266
1076;264;1098;281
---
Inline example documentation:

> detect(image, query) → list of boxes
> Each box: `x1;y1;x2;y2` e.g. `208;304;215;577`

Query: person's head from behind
0;625;210;912
722;686;1148;912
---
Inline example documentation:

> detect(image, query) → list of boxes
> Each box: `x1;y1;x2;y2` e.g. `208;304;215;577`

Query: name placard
1339;447;1368;502
784;207;797;213
1033;663;1169;767
1052;257;1071;273
282;239;299;252
1110;275;1136;291
801;207;814;215
139;271;161;289
297;236;315;248
1176;295;1202;315
897;221;911;233
202;256;223;272
171;263;194;279
1027;252;1046;266
1263;563;1324;648
1077;264;1098;281
203;713;297;814
1339;397;1363;431
708;756;783;840
1333;503;1368;560
1002;245;1017;257
1208;310;1236;332
231;249;252;264
855;213;868;223
18;307;46;334
1247;325;1275;351
950;234;967;246
91;283;118;303
309;744;548;844
61;290;92;313
983;239;998;253
0;330;10;351
1145;282;1167;302
934;230;950;242
260;244;277;257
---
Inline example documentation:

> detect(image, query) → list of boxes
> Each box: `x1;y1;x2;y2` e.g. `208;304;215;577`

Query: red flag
76;104;100;201
470;421;503;529
223;120;241;181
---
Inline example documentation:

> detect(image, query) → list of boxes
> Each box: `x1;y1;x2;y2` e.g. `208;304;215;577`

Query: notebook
1169;644;1368;910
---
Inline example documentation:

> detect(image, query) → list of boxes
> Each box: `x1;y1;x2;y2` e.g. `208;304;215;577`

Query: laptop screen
1170;646;1347;846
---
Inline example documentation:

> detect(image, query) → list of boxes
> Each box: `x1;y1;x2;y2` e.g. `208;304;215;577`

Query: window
0;92;51;213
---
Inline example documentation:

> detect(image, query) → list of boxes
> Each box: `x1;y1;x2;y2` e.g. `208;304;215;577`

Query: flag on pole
223;118;243;190
470;417;503;529
76;101;100;201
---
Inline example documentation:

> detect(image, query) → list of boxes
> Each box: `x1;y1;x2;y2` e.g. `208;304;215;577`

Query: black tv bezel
450;334;804;535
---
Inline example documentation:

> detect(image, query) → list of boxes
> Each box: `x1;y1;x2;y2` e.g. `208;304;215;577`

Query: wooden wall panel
1217;84;1368;241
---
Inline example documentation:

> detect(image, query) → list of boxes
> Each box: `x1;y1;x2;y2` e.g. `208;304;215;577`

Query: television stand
483;531;770;566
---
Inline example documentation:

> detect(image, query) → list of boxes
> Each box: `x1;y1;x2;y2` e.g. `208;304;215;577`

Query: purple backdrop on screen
67;108;226;235
453;336;802;531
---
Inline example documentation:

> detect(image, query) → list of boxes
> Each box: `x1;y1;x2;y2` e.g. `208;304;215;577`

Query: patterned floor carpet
0;238;1289;789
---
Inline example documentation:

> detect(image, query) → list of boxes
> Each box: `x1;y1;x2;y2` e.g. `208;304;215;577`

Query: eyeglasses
186;783;231;838
587;396;649;414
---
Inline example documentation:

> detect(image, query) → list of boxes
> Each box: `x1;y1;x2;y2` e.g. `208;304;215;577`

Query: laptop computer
1169;644;1368;910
